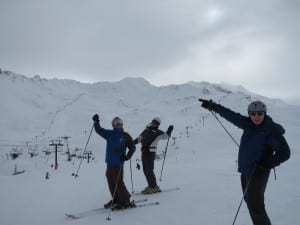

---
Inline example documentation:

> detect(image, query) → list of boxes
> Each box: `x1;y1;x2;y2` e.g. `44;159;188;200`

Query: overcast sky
0;0;299;100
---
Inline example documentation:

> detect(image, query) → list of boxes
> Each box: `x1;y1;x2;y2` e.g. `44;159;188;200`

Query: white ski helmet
248;101;267;113
112;117;123;128
152;117;161;125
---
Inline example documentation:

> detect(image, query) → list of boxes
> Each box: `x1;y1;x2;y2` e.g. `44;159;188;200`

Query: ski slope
0;71;299;225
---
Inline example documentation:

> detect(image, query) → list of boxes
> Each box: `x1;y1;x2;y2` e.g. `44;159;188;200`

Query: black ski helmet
248;101;267;113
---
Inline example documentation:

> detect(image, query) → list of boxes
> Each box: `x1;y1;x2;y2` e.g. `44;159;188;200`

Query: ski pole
232;177;251;225
210;111;240;148
72;125;94;178
130;159;134;193
198;99;239;148
159;136;170;182
106;166;123;221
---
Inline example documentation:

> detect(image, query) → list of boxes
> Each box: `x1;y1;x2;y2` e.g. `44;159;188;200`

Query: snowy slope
0;70;299;225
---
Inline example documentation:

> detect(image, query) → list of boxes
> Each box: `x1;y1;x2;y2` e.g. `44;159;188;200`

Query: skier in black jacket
134;117;173;194
200;99;290;225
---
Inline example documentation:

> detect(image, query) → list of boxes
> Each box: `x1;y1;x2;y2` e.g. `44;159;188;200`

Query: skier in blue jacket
92;114;136;210
200;99;290;225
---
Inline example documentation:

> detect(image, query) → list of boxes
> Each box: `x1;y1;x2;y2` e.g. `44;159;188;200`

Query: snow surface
0;71;299;225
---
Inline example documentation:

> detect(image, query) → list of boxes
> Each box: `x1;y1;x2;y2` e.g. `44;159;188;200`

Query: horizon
1;68;299;105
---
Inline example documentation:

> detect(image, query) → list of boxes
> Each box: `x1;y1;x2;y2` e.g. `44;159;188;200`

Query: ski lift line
0;138;31;142
0;141;29;147
0;144;26;147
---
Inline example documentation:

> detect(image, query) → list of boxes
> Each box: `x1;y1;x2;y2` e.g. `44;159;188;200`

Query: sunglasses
250;112;264;117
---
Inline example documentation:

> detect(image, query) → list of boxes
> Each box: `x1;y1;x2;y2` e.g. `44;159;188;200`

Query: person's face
249;111;265;125
151;120;160;127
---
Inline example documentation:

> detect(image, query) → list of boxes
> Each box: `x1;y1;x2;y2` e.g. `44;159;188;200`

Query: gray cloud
0;0;299;99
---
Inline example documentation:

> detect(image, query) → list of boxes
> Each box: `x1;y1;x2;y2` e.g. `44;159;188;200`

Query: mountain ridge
0;69;295;147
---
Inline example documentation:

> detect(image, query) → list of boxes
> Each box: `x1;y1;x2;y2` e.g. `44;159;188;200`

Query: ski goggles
249;112;264;117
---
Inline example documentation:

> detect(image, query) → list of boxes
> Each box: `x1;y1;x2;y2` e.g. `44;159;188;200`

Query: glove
167;125;174;136
120;149;134;161
92;114;99;122
136;163;141;170
199;99;218;111
133;138;138;145
120;154;129;161
253;162;270;175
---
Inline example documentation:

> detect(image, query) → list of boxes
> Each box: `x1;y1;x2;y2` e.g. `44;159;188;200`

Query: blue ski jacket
215;105;290;177
94;122;136;167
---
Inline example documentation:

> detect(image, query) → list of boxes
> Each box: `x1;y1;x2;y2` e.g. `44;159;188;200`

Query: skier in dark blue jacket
200;100;290;225
92;114;136;210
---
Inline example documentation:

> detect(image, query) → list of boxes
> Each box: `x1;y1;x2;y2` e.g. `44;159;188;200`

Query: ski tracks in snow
40;93;85;138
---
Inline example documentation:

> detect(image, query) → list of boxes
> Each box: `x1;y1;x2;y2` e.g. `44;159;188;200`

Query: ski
65;207;108;219
65;198;148;220
111;201;159;211
105;201;160;221
132;187;180;196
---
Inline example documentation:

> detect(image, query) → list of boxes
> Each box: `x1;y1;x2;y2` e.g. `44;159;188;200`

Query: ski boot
141;186;161;194
112;200;136;210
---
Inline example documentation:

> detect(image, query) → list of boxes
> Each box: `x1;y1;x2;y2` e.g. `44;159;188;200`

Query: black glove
167;125;174;136
253;162;270;175
120;154;129;161
199;99;218;111
136;163;141;170
133;138;138;145
92;114;99;122
120;149;134;161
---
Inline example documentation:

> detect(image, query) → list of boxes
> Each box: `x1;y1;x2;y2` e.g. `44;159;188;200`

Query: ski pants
106;165;130;203
142;151;157;188
241;171;271;225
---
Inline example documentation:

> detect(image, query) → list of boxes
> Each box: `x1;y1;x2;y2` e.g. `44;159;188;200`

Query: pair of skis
65;198;156;220
65;187;179;220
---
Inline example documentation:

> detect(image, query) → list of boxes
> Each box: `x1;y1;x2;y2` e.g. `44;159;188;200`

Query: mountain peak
117;77;153;86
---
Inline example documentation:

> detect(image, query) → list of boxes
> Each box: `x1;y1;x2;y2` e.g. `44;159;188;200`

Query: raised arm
199;99;248;129
92;114;109;139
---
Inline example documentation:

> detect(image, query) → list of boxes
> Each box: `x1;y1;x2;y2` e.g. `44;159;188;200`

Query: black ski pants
142;151;157;188
106;165;130;203
241;170;271;225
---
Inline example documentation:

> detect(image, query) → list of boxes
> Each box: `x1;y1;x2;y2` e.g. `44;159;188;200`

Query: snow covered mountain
0;70;287;144
0;70;299;225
